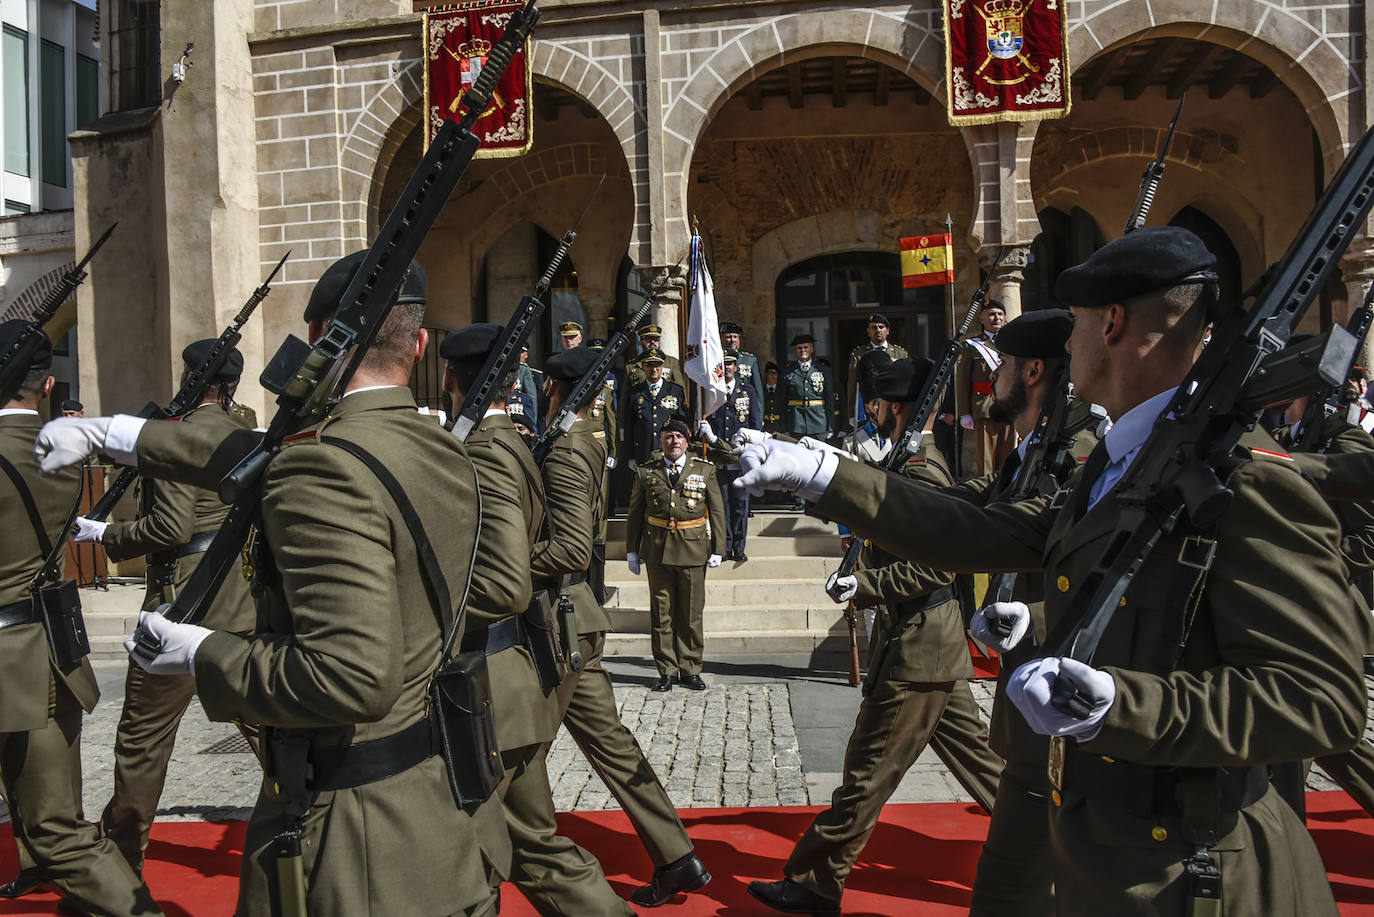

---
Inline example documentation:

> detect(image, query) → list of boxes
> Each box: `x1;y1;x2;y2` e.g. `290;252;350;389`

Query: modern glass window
40;40;67;188
76;54;99;129
3;26;29;177
4;199;30;215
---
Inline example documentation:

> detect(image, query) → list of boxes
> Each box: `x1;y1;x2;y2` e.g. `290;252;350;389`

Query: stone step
604;629;855;657
604;577;836;609
606;604;848;635
605;511;836;541
604;554;840;584
604;532;840;560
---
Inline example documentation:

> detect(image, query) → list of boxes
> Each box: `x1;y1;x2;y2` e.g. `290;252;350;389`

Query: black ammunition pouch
34;581;88;671
429;651;504;808
521;591;566;692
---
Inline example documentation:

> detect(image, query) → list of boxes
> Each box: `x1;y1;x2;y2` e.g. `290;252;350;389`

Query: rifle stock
1292;291;1374;453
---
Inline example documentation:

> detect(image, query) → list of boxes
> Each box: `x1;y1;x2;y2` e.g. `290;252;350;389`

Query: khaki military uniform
814;426;1369;915
588;376;617;547
533;419;694;870
133;387;502;916
785;439;1002;908
955;334;1015;477
0;412;161;916
626;455;727;677
97;401;257;872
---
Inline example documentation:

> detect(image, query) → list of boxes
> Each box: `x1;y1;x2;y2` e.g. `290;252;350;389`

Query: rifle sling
0;452;82;588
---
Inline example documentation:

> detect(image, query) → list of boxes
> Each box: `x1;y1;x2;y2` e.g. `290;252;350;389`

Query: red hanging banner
943;0;1070;125
422;0;533;157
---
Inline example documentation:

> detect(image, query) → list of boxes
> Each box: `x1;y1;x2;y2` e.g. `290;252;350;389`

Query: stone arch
2;262;80;343
752;211;884;298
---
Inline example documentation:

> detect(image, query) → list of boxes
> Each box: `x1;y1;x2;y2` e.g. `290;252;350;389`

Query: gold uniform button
1051;789;1062;807
1151;826;1168;842
1056;576;1070;593
1119;597;1127;607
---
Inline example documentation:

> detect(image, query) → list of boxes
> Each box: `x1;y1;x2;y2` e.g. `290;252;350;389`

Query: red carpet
2;793;1371;915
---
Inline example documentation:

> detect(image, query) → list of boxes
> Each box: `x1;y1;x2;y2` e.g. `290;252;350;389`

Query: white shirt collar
343;384;405;399
0;408;37;416
800;361;811;371
1102;387;1177;467
667;454;686;473
483;407;507;419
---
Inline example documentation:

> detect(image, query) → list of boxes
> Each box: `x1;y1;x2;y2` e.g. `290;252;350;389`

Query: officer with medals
698;349;761;561
585;337;620;598
625;419;726;691
68;339;257;877
761;361;785;434
845;313;909;429
955;300;1014;476
628;324;684;388
720;321;762;402
626;349;686;470
736;227;1371;915
783;334;835;439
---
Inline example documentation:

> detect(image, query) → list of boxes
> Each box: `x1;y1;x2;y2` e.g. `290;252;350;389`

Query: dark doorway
1168;206;1243;313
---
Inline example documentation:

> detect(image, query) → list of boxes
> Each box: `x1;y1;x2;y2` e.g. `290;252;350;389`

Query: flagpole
944;213;956;342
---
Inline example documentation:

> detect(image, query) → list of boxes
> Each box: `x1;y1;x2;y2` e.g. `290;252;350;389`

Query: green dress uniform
534;419;695;870
132;387;503;916
845;343;908;423
626;455;727;678
97;401;257;872
588;375;617;545
463;410;629;916
782;359;836;437
783;439;1002;908
955;333;1015;477
811;426;1369;915
0;412;161;917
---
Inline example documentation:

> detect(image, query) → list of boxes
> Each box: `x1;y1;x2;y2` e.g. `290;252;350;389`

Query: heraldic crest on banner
943;0;1069;125
422;0;533;156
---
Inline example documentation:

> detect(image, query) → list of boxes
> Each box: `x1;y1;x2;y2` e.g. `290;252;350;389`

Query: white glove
605;456;618;470
707;554;722;569
970;601;1031;654
697;420;718;444
626;552;641;575
959;415;975;431
1007;656;1115;740
734;439;837;500
825;572;858;604
730;429;771;450
124;607;213;677
798;436;847;459
71;516;108;545
35;416;115;474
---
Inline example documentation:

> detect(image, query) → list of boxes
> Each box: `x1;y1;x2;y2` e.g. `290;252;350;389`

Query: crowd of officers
2;224;1374;917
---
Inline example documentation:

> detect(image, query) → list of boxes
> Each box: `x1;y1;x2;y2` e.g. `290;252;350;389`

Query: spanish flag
900;233;954;289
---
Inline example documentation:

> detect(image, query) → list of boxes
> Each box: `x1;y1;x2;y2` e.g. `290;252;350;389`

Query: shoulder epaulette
1249;446;1294;463
283;429;318;446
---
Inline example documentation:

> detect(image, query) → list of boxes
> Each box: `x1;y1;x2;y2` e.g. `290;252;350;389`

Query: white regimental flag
685;233;726;417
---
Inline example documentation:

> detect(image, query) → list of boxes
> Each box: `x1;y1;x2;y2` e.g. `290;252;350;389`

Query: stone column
637;263;688;358
987;244;1032;320
581;292;615;339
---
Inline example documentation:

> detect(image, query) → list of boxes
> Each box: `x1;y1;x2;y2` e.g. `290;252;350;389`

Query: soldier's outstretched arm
101;477;196;563
531;443;597;578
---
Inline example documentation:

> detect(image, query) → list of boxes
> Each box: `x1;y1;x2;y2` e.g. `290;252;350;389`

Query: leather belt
1062;748;1267;818
972;382;994;396
649;516;707;531
0;599;37;631
177;531;217;559
788;399;825;407
894;585;955;620
460;615;526;655
308;718;435;792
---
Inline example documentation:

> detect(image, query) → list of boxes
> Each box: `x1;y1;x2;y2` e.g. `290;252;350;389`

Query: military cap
588;338;607;350
981;299;1007;313
866;312;890;327
639;348;666;366
0;320;52;371
304;250;427;322
662;418;690;438
856;349;894;403
60;399;83;412
638;324;663;338
181;339;244;380
1055;226;1218;308
439;323;501;364
520;343;529;353
764;361;779;373
723;349;739;364
545;346;598;382
720;321;743;335
874;357;935;403
791;333;815;347
995;309;1073;360
560;321;582;336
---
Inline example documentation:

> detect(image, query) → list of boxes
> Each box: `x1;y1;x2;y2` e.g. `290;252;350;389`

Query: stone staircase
81;581;148;662
603;510;851;657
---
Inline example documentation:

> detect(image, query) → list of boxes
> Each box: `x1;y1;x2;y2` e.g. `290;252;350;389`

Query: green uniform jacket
0;412;98;732
133;387;503;917
782;360;836;436
955;334;999;420
102;402;256;629
588;378;618;461
532;419;610;635
465;410;560;751
626;456;727;565
850;439;969;683
814;427;1368;913
1278;414;1374;578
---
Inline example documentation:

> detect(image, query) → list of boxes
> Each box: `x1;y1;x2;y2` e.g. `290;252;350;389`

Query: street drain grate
201;734;254;755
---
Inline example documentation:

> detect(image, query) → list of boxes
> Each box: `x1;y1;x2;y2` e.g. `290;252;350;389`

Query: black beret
856;349;894;403
1055;227;1217;309
866;312;890;327
181;339;244;379
304;250;427;322
720;321;743;335
60;399;83;412
0;320;52;372
724;349;739;364
439;323;502;364
995;309;1073;360
791;334;815;347
545;345;599;382
874;357;935;403
662;418;690;438
639;348;665;365
981;299;1006;312
764;361;779;373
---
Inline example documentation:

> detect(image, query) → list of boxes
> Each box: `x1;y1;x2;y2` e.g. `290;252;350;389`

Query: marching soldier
841;350;895;465
736;227;1371;914
955;300;1014;476
37;255;504;915
720;321;762;401
68;339;257;876
762;361;784;434
626;419;726;691
845;313;908;428
783;334;835;439
628;323;684;388
586;337;620;599
0;322;161;916
625;349;686;469
748;357;1002;915
698;350;761;560
535;347;712;908
440;324;631;916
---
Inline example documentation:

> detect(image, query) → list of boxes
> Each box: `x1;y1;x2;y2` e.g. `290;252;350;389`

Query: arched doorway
1169;206;1243;312
1022;206;1105;311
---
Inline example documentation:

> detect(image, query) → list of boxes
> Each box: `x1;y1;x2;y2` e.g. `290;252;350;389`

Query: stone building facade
67;0;1374;418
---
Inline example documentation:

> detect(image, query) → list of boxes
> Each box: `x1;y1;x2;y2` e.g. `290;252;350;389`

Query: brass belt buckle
667;519;679;531
1178;535;1217;570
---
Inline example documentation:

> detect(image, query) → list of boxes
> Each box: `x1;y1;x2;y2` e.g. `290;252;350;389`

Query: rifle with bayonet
134;0;541;652
0;222;116;404
1044;121;1374;719
1291;288;1374;454
451;176;602;443
1124;93;1185;234
86;250;288;523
